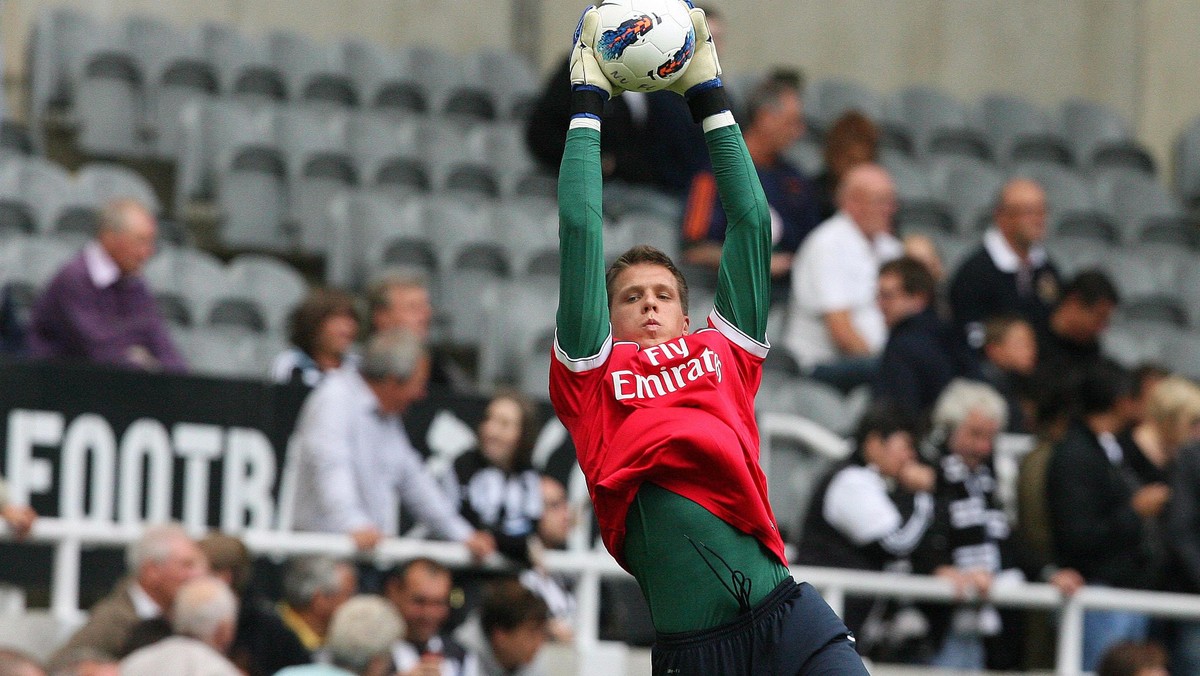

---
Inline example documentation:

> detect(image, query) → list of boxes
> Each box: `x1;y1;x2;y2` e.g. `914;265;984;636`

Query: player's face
609;263;689;349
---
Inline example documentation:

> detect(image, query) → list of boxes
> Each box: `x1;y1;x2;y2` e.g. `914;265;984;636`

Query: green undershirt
557;117;784;633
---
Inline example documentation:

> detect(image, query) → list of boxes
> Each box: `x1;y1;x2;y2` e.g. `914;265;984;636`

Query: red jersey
549;310;787;571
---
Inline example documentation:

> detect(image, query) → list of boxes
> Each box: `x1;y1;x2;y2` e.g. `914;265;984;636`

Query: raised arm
555;7;613;360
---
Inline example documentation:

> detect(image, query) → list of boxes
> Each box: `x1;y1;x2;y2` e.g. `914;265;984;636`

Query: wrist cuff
571;87;608;118
686;84;730;123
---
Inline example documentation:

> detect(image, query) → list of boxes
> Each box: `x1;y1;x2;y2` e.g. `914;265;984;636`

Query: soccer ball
592;0;696;93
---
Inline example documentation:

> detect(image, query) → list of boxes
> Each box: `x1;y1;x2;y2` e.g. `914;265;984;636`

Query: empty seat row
805;79;1152;174
0;157;160;237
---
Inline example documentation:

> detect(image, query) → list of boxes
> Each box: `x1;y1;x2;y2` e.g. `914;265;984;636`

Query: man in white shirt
50;523;209;662
290;328;496;558
785;163;903;390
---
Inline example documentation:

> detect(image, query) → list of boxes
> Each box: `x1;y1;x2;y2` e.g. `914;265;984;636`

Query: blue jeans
1082;608;1150;671
928;632;985;670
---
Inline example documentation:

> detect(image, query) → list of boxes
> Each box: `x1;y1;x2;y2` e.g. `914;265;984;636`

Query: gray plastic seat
205;25;285;102
1101;320;1174;369
19;236;83;288
207;297;268;333
1042;235;1113;278
1172;115;1200;208
76;51;144;157
78;163;161;213
807;78;884;128
1164;331;1200;380
1092;169;1185;243
884;84;974;154
217;145;290;251
879;151;932;203
1010;161;1095;221
492;196;559;275
268;30;355;107
183;326;266;379
326;190;427;289
478;279;558;388
396;45;464;112
972;93;1053;161
348;112;424;180
441;246;511;346
226;254;308;333
1059;98;1134;166
21;158;87;234
461;48;538;121
342;38;402;106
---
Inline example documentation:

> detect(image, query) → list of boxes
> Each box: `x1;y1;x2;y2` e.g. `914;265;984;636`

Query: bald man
784;163;903;390
28;198;186;372
949;178;1062;350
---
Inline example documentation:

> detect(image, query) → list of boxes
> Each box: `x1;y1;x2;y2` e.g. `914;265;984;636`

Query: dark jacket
873;308;969;418
1046;422;1153;588
1167;443;1200;593
229;589;312;676
949;245;1061;345
445;450;542;565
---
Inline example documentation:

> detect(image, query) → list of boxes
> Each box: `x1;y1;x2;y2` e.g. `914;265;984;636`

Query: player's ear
683;315;690;334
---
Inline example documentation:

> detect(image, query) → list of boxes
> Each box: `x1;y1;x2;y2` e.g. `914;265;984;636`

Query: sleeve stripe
702;110;736;132
682;172;718;242
553;329;613;372
569;117;601;131
709;309;769;358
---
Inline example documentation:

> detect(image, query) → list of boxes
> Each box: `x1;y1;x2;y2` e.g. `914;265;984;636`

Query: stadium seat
325;190;426;289
926;128;994;163
1010;161;1096;220
146;58;218;159
19;236;84;288
461;47;538;120
439;163;500;200
1102;320;1172;368
807;78;885;128
226;254;309;334
0;122;34;156
177;99;276;202
26;7;100;140
207;26;286;102
877;121;916;157
1172;115;1200;208
216;145;290;251
516;327;555;402
1059;98;1135;166
616;212;683;262
1052;211;1120;244
207;297;269;333
477;279;558;387
441;246;510;346
879;151;933;203
928;232;979;278
1164;331;1200;381
76;51;144;157
1092;168;1185;243
183;326;267;379
441;87;497;122
1119;295;1189;329
373;156;433;196
1007;134;1074;167
396;45;464;111
268;30;355;108
1102;245;1188;301
78;163;161;214
1137;215;1200;252
928;156;1004;234
0;200;37;238
894;201;956;237
492;195;559;276
21;158;83;233
424;196;496;271
972;93;1053;161
884;84;975;155
348;112;424;179
154;291;193;327
1042;235;1113;278
144;245;227;321
783;137;824;177
342;38;402;106
125;13;200;84
1090;141;1156;176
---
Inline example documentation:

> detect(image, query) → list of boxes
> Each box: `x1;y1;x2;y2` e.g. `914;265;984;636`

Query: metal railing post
50;536;81;622
1056;596;1085;676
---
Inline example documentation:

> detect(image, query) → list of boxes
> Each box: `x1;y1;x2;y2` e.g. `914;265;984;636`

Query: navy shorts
651;578;868;675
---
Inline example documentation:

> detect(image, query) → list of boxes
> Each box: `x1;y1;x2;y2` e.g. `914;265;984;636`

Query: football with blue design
593;0;695;92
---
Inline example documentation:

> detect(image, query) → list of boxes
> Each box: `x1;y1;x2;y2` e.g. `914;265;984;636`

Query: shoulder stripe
708;309;769;358
553;329;613;373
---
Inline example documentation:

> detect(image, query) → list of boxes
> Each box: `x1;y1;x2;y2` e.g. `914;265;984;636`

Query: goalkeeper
549;5;869;674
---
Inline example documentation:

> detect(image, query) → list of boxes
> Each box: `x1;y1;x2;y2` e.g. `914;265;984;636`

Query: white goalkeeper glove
667;6;722;98
569;6;618;99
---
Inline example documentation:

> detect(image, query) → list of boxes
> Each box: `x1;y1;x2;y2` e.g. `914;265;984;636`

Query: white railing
8;518;1200;675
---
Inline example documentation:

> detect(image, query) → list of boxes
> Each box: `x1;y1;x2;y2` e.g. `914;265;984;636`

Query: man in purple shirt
29;198;186;372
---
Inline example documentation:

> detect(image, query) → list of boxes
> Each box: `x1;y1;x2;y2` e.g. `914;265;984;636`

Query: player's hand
465;530;497;561
570;6;617;98
1;504;36;539
1048;568;1085;597
666;7;722;97
350;526;383;551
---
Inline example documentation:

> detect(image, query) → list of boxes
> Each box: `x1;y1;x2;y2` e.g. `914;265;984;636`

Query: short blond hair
1145;376;1200;450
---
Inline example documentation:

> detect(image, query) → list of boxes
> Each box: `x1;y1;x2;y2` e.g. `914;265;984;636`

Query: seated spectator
276;595;405;676
1167;433;1200;673
51;524;207;663
368;271;472;391
812;111;880;222
978;315;1039;433
289;329;496;557
278;556;357;653
1096;640;1170;676
0;649;45;676
271;288;360;387
198;532;311;675
949;178;1061;348
442;389;543;566
873;256;967;418
454;579;549;676
1036;270;1119;382
784;164;903;391
119;576;240;676
0;473;36;538
795;404;936;651
1047;360;1163;671
44;647;117;676
682;72;819;301
520;475;579;643
382;558;476;676
27;199;185;372
1124;376;1200;484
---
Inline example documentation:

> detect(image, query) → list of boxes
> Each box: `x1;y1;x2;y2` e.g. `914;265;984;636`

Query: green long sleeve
707;123;772;343
556;125;611;359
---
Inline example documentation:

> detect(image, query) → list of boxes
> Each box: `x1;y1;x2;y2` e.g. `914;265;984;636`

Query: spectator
278;556;357;653
785;163;903;391
949;178;1062;349
455;579;549;676
1124;376;1200;484
795;404;936;652
382;558;477;676
872;256;966;418
1036;269;1119;382
1047;360;1162;671
442;389;543;565
289;329;496;557
51;524;207;663
367;271;470;391
198;532;311;675
119;576;240;676
1095;640;1170;676
520;475;579;643
812;111;880;222
277;595;405;676
978;315;1039;433
44;647;117;676
902;233;947;285
0;649;45;676
681;72;820;301
271;288;360;387
27;199;185;372
0;473;36;538
1127;364;1172;440
1167;436;1200;673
